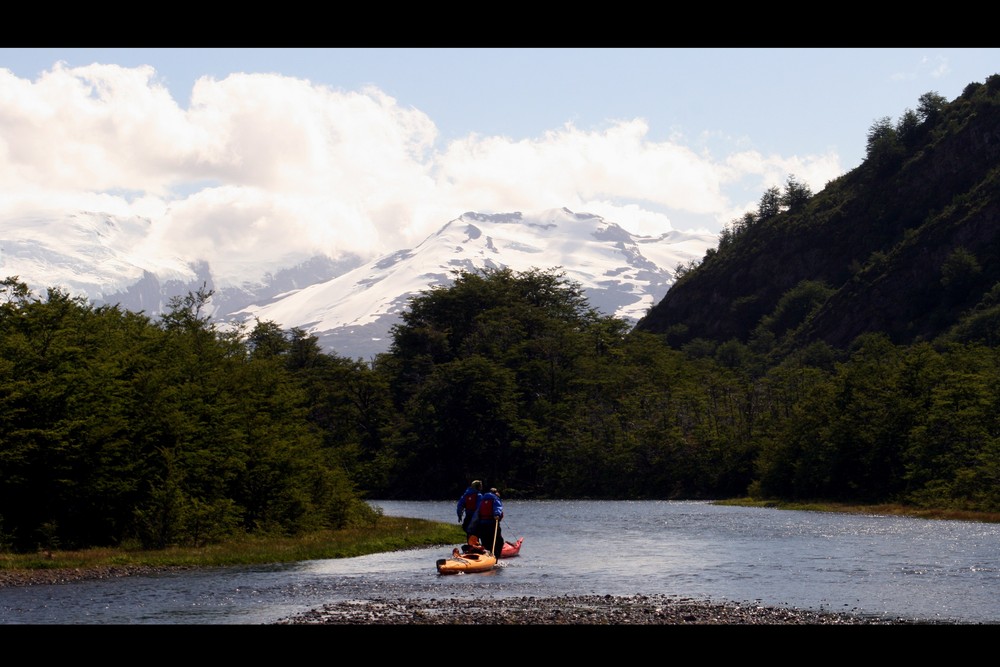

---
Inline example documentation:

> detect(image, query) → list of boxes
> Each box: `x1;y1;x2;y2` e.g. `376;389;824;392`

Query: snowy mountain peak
0;208;717;360
233;209;717;359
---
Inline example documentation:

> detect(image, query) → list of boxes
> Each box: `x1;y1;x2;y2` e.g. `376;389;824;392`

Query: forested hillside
3;75;1000;554
635;74;1000;355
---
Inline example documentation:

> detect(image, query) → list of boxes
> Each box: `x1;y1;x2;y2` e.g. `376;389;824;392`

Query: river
1;500;997;624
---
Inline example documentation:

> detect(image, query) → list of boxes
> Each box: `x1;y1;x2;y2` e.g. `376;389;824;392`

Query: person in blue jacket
471;487;505;556
456;480;483;536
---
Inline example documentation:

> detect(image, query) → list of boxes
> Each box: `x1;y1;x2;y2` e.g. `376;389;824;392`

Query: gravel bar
272;594;933;625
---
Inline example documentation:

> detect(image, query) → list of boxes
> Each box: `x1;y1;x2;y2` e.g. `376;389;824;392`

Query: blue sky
1;47;997;279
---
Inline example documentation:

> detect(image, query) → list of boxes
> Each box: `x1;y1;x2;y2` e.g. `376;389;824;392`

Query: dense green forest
3;76;1000;554
3;265;1000;553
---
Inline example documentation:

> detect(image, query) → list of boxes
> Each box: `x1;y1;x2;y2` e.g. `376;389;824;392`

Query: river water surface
2;500;998;624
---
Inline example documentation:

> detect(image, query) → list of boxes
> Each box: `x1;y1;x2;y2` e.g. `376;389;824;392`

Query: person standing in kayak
457;480;483;536
471;487;505;556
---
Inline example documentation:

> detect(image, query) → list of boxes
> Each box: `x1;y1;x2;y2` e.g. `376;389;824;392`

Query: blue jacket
473;492;504;522
457;487;482;521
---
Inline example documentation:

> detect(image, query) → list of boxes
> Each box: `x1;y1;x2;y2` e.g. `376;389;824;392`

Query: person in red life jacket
471;487;505;556
456;480;483;536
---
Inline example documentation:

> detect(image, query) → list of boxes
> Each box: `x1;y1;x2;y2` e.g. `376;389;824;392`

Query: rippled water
2;500;998;624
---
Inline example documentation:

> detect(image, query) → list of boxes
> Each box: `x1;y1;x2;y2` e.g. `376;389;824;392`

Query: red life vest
463;491;478;512
477;496;494;519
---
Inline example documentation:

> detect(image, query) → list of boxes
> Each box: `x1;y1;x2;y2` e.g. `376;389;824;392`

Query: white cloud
0;63;843;286
928;59;951;79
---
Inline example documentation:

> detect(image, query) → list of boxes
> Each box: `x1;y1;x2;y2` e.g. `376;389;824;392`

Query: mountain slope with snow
233;209;717;359
0;207;717;360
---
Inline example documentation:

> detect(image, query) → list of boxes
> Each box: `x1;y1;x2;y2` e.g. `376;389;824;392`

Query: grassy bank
716;498;1000;523
0;515;465;573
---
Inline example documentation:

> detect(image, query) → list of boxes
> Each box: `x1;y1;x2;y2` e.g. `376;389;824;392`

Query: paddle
491;519;499;559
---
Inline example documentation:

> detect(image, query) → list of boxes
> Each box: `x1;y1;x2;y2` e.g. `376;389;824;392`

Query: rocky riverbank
0;565;191;588
273;594;931;625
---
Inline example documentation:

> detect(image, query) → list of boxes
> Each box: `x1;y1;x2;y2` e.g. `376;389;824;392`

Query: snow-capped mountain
0;208;717;360
233;208;717;359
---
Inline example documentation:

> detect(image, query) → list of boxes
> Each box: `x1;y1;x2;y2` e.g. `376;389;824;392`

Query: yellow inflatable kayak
436;547;497;574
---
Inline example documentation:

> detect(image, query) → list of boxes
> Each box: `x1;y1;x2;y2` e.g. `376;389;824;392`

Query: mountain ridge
233;208;716;359
0;206;716;360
